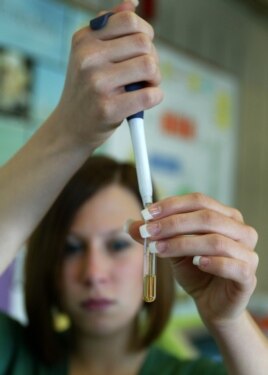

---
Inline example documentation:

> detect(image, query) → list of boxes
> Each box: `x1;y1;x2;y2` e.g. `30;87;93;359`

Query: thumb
99;0;138;16
114;0;139;12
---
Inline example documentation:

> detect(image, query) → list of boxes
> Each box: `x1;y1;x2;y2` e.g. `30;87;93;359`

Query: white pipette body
128;117;153;207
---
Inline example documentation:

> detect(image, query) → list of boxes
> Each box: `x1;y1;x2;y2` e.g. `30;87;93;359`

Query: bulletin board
102;40;239;206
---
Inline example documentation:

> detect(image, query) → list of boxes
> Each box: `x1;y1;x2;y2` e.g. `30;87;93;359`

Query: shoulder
0;312;67;375
0;311;25;347
0;310;24;330
140;346;227;375
0;311;26;373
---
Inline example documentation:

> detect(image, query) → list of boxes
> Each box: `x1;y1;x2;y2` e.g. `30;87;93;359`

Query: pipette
90;12;157;303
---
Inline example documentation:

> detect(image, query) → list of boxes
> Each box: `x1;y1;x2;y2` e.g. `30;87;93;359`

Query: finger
90;11;154;41
108;36;159;65
82;86;163;126
104;86;163;123
91;56;161;94
102;33;155;63
142;193;244;223
71;32;157;74
138;209;258;250
73;12;154;62
148;234;259;265
192;255;258;291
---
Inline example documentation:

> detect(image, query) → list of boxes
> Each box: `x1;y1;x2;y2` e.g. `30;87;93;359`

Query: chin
74;311;136;338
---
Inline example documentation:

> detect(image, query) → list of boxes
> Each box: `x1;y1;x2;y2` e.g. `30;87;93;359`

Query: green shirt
0;312;227;375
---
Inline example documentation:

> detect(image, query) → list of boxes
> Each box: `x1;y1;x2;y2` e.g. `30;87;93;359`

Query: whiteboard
101;40;240;205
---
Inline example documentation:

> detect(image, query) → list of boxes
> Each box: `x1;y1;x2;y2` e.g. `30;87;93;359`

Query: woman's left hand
128;193;259;326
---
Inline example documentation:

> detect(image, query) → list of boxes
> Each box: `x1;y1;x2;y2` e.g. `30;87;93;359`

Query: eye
64;235;85;256
106;238;132;252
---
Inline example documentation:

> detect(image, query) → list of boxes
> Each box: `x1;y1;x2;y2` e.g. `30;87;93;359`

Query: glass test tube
143;204;156;303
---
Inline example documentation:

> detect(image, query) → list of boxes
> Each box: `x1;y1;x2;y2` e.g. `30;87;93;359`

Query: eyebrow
102;229;132;238
68;227;129;239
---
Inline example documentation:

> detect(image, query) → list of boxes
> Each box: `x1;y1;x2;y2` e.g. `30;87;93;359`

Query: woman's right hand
55;0;163;150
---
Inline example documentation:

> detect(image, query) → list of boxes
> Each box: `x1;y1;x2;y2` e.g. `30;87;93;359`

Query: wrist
204;311;250;338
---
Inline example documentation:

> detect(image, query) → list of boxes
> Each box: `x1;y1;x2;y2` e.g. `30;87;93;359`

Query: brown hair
24;155;175;364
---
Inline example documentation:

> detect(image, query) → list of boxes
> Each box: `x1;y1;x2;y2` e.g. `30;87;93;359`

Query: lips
80;298;115;311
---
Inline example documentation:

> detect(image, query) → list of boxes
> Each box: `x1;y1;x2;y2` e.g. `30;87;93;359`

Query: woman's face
59;184;143;337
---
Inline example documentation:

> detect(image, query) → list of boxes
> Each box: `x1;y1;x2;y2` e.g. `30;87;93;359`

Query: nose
80;241;110;287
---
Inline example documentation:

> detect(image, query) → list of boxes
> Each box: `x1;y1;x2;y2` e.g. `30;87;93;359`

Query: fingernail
123;219;134;233
139;222;161;238
148;241;166;254
193;256;201;266
148;241;158;253
193;256;210;267
141;205;162;221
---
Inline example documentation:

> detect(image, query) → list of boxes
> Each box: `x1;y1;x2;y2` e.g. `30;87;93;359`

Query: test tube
143;204;156;303
143;240;156;302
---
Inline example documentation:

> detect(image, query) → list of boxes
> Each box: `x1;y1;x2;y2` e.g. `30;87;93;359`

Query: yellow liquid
143;275;156;303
